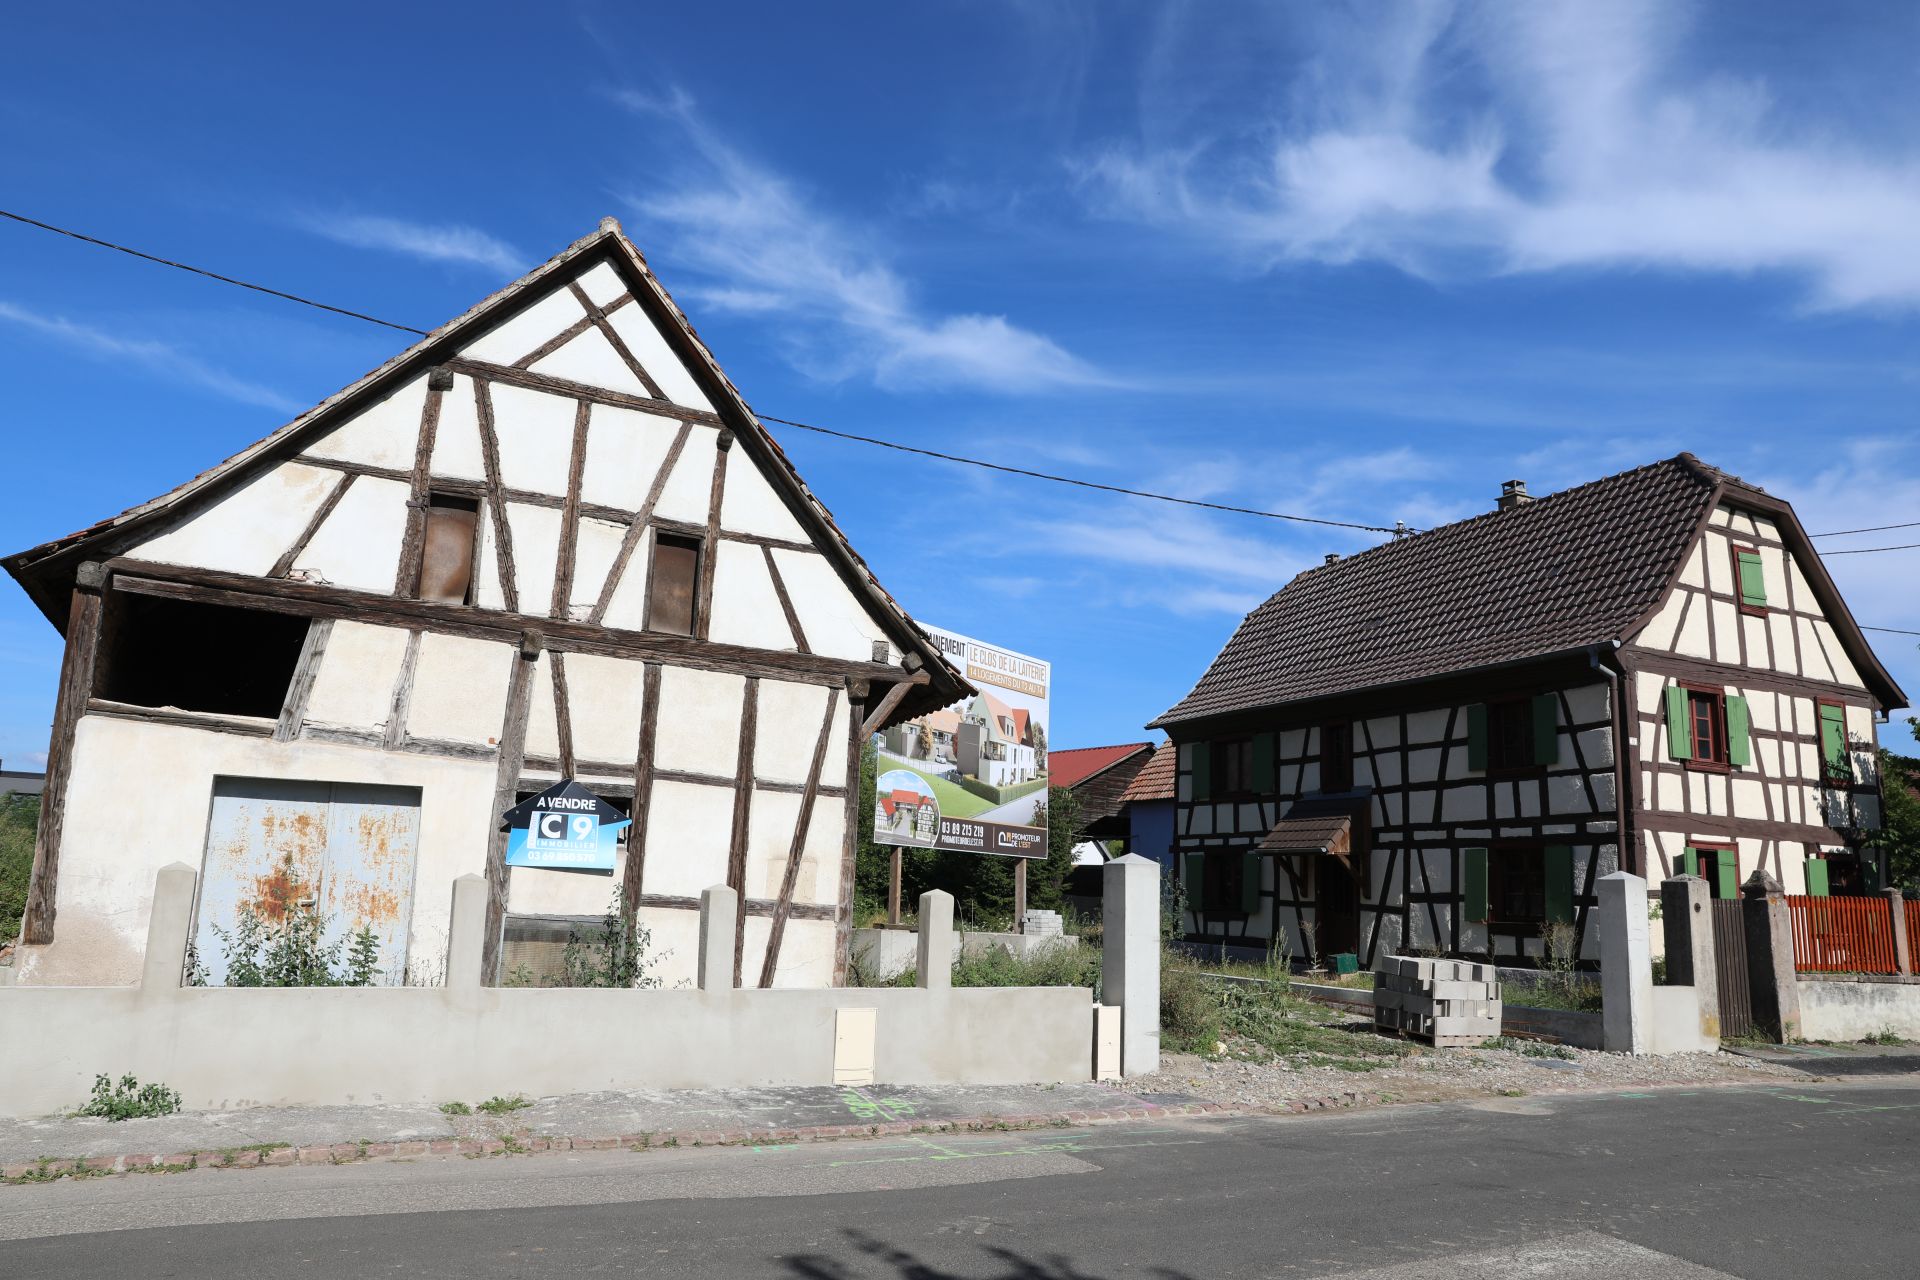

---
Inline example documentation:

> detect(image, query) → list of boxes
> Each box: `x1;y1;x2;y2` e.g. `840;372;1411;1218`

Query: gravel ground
1132;1028;1809;1111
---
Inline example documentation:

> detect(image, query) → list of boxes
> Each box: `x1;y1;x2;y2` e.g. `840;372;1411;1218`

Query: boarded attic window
94;592;309;719
419;493;480;605
646;533;701;637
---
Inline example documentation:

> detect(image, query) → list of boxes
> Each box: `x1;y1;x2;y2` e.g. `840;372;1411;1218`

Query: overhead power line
1821;542;1920;557
1811;519;1920;538
0;209;429;336
1863;626;1920;638
756;415;1407;533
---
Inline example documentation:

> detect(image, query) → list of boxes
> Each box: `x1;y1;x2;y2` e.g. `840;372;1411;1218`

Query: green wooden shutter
1463;848;1489;924
1805;855;1830;897
1678;846;1699;879
1726;695;1752;767
1467;704;1489;771
1183;852;1207;909
1715;848;1739;901
1737;551;1767;608
1665;686;1693;760
1191;743;1212;801
1240;852;1262;915
1532;693;1560;765
1819;705;1849;779
1544;845;1575;923
1252;732;1275;793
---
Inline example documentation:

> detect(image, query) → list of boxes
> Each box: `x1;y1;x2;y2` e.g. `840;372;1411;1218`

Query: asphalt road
4;1082;1917;1278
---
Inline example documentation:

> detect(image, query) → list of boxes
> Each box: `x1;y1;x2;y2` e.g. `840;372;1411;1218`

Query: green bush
476;1094;531;1115
79;1073;182;1121
1159;957;1224;1053
0;793;39;948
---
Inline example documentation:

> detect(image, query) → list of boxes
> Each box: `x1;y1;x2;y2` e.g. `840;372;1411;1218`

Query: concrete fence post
1597;871;1652;1054
1741;870;1801;1043
142;863;199;992
698;885;738;991
1660;874;1719;1041
916;890;954;990
446;874;488;992
1103;853;1161;1076
1886;888;1911;976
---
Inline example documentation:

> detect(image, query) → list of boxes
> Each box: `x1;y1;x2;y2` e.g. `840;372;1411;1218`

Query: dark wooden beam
859;672;928;738
85;698;274;738
471;378;519;613
382;629;423;750
832;683;867;985
588;421;692;626
550;650;575;778
697;431;732;642
444;357;723;428
570;281;668;401
21;568;104;945
271;472;355;582
275;617;332;743
392;375;446;596
550;399;591;621
763;544;810;654
482;632;542;982
512;313;595;370
758;687;841;987
619;661;662;925
728;676;759;987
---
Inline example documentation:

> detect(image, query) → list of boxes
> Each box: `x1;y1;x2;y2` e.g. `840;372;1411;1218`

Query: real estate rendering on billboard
871;626;1050;859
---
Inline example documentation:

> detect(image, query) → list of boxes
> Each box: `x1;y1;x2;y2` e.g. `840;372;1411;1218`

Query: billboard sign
871;626;1050;859
503;780;628;873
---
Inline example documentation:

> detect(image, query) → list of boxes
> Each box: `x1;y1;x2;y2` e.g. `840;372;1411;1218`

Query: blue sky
4;1;1920;767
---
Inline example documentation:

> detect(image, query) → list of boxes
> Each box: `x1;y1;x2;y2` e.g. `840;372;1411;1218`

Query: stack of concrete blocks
1374;956;1502;1047
1022;910;1065;938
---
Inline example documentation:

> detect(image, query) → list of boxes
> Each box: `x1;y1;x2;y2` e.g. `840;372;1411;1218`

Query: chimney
1497;479;1533;511
1324;553;1341;566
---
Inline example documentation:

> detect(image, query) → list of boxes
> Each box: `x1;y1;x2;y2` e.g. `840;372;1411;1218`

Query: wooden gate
1709;899;1751;1040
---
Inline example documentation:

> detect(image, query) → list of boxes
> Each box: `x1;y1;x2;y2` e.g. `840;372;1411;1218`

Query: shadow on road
780;1228;1200;1280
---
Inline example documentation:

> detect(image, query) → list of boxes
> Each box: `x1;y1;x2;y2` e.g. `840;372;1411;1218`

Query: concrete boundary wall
0;871;1097;1119
1799;977;1920;1042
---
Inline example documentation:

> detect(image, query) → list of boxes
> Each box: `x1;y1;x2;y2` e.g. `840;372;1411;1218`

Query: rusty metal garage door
193;778;422;985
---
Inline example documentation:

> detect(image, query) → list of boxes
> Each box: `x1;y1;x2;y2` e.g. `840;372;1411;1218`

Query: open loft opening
94;590;310;719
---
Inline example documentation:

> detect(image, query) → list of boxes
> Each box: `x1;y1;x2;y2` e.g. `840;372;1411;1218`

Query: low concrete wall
0;869;1097;1119
1799;975;1920;1043
1503;1004;1605;1050
851;927;1084;982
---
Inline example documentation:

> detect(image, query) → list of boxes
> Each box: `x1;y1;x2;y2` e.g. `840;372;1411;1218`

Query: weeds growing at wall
78;1073;182;1121
192;884;382;988
559;890;665;989
0;792;40;949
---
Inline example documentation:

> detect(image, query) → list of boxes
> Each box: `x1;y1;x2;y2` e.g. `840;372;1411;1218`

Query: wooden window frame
1682;841;1740;900
1485;843;1548;930
1210;737;1258;800
1681;683;1731;773
417;491;482;607
1731;544;1768;617
643;530;704;638
1481;695;1541;777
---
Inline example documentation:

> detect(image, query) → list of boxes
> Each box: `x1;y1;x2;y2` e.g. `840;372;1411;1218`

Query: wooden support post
481;630;542;983
887;848;903;926
1013;858;1028;934
832;680;869;986
21;562;106;946
727;676;760;988
1888;887;1912;976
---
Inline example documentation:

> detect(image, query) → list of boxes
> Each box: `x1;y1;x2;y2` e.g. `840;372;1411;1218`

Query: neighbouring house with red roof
1050;742;1158;844
1151;456;1904;971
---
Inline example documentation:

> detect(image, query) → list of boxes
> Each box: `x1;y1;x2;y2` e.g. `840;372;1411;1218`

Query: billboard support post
888;849;903;926
1013;860;1028;935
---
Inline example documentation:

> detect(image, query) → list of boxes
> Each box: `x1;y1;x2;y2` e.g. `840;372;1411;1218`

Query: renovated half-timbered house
4;219;968;990
1151;457;1904;968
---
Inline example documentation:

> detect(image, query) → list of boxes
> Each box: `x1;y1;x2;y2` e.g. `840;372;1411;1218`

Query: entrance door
1315;855;1360;960
193;777;422;985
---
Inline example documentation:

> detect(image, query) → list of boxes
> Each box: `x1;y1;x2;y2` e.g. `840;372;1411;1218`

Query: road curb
0;1094;1385;1186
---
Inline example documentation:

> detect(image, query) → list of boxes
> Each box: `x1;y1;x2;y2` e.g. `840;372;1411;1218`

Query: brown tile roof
1257;813;1352;856
1119;741;1176;805
1154;455;1728;726
1049;742;1156;791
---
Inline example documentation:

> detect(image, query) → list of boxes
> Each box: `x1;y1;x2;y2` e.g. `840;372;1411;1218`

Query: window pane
647;536;700;636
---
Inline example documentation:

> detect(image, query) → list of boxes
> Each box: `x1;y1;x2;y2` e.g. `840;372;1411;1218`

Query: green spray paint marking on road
841;1089;918;1122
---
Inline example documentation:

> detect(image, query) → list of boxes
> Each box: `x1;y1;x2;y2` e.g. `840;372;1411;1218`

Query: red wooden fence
1787;895;1898;975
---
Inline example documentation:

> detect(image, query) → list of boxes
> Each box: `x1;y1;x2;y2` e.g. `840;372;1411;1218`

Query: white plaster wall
529;326;649;399
489;383;578;497
752;681;839;785
408;633;514;744
302;375;428;472
428;375;487;481
562;653;649;763
565;518;626;622
460;288;589;367
708;540;798;651
304;621;413;730
638;905;703;990
651;426;718;524
524;652;561;761
575;262;626;309
639;780;734;897
134;462;341;577
1799;980;1920;1043
654;666;746;777
295;476;409;593
14;716;496;988
599;525;653;631
603;302;716;411
579;406;682;512
720;451;809;542
503;502;564;617
771;548;889;663
745;788;846;906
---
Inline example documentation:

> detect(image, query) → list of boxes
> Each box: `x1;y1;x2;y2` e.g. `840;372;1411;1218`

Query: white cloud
1085;1;1920;310
613;90;1109;393
297;213;521;274
0;301;300;413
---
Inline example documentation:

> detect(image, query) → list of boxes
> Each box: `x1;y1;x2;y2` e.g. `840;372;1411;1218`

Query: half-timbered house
1150;457;1904;968
4;219;969;990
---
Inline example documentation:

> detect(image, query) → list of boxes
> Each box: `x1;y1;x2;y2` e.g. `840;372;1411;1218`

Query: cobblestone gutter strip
8;1097;1381;1186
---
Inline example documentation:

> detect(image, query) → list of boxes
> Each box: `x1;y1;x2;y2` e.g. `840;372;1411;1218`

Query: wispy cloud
1084;1;1920;310
0;301;300;413
612;89;1111;393
296;213;522;274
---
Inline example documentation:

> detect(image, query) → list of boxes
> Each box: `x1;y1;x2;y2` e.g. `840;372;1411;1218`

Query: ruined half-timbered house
4;219;969;990
1150;457;1905;969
